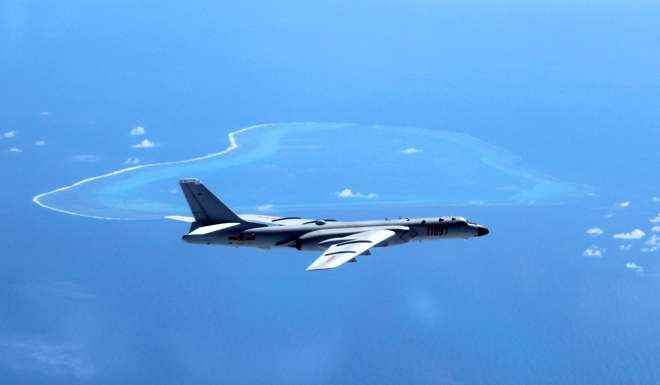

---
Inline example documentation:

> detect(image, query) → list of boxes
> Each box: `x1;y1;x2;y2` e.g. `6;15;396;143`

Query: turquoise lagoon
35;123;590;220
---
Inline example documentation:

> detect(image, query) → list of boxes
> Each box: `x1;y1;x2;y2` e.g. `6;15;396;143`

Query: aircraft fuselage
183;216;489;251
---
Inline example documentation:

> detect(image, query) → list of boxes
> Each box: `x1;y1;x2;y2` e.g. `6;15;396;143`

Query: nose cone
477;226;490;237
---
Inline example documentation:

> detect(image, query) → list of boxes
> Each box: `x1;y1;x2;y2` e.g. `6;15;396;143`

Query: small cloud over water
257;203;274;212
650;213;660;224
642;234;659;253
131;138;157;149
586;227;604;236
337;188;378;199
130;126;146;136
625;262;644;273
613;229;645;240
400;147;423;154
583;246;604;258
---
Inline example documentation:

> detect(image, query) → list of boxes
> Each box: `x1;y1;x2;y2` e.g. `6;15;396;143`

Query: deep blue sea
2;1;660;384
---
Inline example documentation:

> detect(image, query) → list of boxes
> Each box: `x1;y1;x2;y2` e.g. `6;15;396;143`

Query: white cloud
618;201;631;208
169;188;178;194
605;213;614;219
400;147;423;154
9;147;22;153
72;154;100;162
582;246;604;258
34;140;46;146
129;125;146;136
619;244;632;251
653;197;660;202
337;188;378;199
642;234;660;253
650;213;660;223
652;226;660;233
257;203;274;212
39;111;49;116
131;138;157;148
123;157;140;165
337;189;354;198
613;229;646;240
3;130;16;138
586;227;604;236
625;262;644;273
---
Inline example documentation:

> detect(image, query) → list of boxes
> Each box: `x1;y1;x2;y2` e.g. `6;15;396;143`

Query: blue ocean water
2;1;660;384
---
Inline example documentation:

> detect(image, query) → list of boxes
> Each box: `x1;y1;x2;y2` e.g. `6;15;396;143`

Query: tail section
179;179;244;225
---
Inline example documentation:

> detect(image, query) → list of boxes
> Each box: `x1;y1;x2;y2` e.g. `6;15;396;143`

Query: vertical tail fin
179;179;244;225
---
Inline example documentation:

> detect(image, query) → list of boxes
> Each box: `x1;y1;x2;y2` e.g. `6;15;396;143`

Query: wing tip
306;261;339;271
306;266;333;272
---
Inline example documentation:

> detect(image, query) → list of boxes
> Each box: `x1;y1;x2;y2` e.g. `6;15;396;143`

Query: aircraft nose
477;226;490;237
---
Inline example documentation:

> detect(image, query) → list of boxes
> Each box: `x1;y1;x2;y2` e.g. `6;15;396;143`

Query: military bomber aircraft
168;179;489;271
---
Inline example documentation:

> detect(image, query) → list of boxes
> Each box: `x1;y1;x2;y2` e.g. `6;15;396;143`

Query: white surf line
32;123;311;220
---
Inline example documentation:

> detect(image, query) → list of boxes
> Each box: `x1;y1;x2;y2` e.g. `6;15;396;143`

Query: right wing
306;229;397;271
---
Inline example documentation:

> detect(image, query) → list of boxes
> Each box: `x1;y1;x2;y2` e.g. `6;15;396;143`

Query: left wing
306;229;396;271
165;214;317;226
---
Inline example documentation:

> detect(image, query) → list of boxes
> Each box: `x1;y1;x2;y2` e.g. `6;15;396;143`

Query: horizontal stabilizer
165;215;196;223
188;222;241;235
